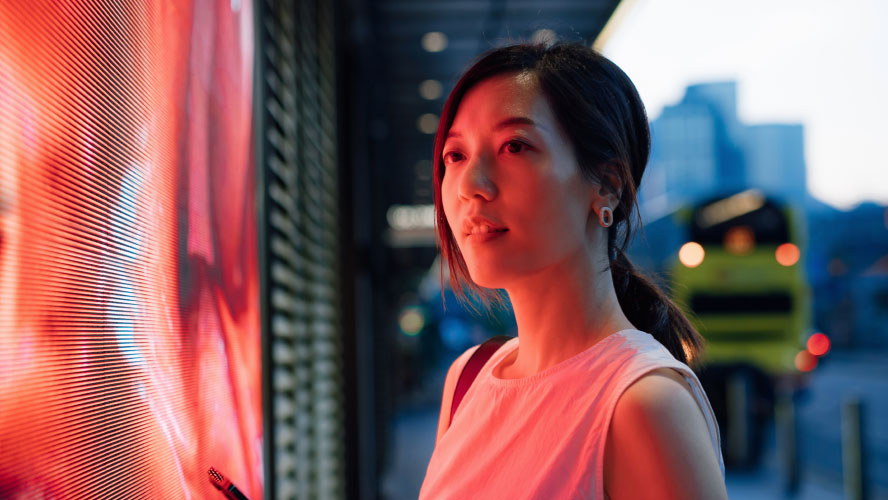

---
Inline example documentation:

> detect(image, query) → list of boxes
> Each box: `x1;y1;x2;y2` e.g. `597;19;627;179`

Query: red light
794;350;818;372
776;243;800;266
807;333;831;356
724;225;755;254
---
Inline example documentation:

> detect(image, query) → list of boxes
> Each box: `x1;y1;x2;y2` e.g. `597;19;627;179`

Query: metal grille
259;0;345;498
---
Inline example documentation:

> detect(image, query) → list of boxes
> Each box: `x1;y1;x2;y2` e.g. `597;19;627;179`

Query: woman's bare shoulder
603;368;727;500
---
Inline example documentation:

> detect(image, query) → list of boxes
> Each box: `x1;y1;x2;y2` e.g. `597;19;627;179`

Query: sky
599;0;888;210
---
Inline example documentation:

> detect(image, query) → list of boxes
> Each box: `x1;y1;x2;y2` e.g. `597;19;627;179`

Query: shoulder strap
450;335;512;423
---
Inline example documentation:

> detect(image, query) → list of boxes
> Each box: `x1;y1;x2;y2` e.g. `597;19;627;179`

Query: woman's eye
503;141;527;154
443;151;464;164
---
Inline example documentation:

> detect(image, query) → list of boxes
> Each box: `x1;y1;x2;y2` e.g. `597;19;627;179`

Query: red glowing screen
0;1;263;498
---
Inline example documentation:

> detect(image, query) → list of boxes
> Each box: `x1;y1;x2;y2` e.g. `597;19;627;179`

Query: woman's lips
465;228;508;243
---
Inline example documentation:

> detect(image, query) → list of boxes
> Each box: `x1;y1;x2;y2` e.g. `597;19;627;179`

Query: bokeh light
421;32;448;52
418;79;443;100
399;307;425;336
417;113;438;134
794;350;818;372
807;332;831;356
828;257;847;276
775;242;800;266
724;225;755;254
678;241;705;268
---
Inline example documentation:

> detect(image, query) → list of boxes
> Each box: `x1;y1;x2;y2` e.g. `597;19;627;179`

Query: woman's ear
591;163;623;214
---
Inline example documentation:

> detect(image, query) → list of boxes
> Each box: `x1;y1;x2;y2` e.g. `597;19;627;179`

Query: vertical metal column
842;397;867;500
775;388;799;494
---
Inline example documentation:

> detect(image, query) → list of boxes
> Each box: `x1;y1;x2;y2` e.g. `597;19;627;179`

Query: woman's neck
498;250;635;379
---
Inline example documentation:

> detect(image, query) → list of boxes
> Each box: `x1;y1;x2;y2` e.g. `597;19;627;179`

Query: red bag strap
450;335;512;423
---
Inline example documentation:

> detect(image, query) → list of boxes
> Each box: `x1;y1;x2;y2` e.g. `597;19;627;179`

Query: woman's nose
458;154;498;202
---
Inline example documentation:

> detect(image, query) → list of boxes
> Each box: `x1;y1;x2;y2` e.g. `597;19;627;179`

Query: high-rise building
639;81;807;220
744;123;807;203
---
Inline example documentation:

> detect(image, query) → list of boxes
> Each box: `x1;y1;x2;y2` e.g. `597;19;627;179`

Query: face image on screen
0;1;263;498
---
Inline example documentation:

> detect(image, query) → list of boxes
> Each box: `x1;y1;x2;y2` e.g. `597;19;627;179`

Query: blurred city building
632;81;888;353
744;123;807;203
639;81;806;219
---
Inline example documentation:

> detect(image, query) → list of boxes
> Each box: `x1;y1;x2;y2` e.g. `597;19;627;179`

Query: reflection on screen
0;1;263;498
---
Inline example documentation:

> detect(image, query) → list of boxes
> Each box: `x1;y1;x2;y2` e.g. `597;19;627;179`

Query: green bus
669;189;812;471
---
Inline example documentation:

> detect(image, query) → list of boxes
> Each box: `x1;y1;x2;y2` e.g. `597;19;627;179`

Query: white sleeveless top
419;329;724;499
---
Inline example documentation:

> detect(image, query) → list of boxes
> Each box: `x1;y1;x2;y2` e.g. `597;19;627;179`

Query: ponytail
610;247;704;366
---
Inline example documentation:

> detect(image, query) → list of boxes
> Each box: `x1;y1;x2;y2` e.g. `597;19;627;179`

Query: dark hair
432;42;704;365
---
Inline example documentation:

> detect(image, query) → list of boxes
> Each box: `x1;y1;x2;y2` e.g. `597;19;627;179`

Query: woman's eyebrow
447;116;541;140
494;116;536;131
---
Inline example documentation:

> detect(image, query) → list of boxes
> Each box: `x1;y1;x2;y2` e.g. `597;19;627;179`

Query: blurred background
0;0;886;499
366;1;888;499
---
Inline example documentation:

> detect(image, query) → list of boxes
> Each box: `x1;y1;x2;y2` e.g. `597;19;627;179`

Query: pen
208;467;251;500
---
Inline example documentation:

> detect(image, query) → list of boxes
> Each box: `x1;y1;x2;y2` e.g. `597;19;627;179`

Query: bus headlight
679;241;705;268
776;243;800;266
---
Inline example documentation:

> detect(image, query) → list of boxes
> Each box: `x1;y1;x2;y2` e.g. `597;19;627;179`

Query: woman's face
441;72;599;289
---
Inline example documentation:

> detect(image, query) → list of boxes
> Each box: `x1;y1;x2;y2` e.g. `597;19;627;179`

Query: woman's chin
466;267;513;291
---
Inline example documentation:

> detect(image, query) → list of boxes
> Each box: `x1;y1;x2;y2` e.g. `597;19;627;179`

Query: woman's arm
604;368;728;499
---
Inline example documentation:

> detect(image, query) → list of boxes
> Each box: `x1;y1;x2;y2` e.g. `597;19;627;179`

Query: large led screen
0;1;263;498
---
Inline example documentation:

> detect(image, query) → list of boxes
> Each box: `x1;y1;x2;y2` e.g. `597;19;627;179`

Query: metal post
842;397;867;500
726;370;751;466
775;389;799;494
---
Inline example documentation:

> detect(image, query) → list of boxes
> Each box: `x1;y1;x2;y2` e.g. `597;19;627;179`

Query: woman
420;43;728;499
